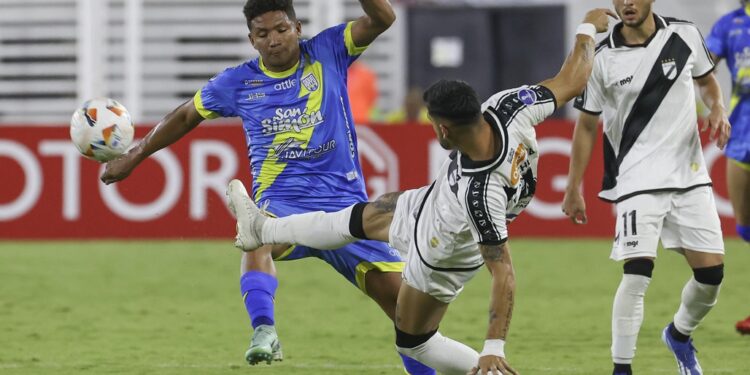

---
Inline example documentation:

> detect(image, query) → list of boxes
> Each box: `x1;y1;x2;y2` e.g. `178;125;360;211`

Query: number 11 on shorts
622;210;637;237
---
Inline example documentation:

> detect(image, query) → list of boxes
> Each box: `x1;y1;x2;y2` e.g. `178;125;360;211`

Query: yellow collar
259;57;300;78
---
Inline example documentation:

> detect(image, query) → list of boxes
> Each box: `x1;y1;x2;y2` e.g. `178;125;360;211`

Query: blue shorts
728;105;750;164
262;199;404;293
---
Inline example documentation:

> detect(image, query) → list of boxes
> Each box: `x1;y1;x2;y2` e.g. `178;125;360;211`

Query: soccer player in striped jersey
226;8;614;374
100;1;435;373
564;1;731;374
705;0;750;335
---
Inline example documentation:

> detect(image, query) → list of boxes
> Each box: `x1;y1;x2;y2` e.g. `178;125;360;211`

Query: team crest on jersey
301;73;319;91
661;59;677;81
517;88;537;106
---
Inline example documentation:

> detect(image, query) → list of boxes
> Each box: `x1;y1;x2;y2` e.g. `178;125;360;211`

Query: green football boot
245;324;283;365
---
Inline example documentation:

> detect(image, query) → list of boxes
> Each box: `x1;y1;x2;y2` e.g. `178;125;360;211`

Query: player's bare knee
623;258;654;278
355;200;397;242
693;263;724;286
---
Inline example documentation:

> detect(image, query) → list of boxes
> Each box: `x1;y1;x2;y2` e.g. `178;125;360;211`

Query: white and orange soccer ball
70;98;135;162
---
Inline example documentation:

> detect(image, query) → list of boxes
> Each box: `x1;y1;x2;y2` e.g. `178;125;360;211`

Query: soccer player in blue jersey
706;0;750;335
100;1;435;373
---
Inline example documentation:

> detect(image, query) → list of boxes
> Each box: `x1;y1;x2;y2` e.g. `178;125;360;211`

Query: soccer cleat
245;324;283;365
226;179;267;251
736;316;750;335
662;323;702;375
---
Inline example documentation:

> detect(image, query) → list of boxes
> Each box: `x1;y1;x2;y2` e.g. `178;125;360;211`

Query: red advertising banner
0;121;736;239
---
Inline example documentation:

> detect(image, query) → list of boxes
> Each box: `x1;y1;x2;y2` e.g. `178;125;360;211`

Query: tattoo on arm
480;243;506;262
371;191;403;214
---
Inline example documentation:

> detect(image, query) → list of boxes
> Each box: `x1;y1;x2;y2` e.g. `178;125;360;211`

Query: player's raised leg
227;179;394;251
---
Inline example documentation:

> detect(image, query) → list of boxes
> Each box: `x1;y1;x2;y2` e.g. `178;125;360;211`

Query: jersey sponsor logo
244;79;265;86
274;79;297;91
626;240;639;247
618;75;634;86
268;138;337;160
509;144;528;186
517;88;538;106
261;107;325;135
661;59;677;80
246;92;266;101
301;73;320;92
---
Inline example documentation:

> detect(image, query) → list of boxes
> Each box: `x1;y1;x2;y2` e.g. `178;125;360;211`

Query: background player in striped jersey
100;0;435;373
226;8;614;374
564;1;731;374
705;0;750;335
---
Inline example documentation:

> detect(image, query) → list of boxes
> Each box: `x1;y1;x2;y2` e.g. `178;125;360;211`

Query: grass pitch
0;239;748;374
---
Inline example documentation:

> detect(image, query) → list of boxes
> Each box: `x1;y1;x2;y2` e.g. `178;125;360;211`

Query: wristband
479;339;506;358
576;23;597;39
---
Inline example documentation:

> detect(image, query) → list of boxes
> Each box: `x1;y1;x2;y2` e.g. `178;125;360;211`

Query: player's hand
468;355;518;375
703;106;731;150
583;8;619;33
562;188;588;225
100;149;142;185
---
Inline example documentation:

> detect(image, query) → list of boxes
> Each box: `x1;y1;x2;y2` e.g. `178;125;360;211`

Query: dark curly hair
423;80;481;126
243;0;297;28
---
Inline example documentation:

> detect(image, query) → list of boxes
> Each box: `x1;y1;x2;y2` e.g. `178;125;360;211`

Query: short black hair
423;80;481;126
243;0;297;26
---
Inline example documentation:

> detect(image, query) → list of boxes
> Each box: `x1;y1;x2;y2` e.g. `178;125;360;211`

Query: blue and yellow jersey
194;22;369;207
707;7;750;163
707;7;750;112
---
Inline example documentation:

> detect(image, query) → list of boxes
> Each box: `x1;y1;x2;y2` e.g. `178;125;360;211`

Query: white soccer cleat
226;179;267;252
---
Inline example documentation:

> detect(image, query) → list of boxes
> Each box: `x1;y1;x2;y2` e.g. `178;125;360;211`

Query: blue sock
240;271;278;328
737;224;750;243
399;353;436;375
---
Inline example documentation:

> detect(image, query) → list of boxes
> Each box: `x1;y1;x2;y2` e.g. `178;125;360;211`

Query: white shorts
610;186;724;261
389;186;482;304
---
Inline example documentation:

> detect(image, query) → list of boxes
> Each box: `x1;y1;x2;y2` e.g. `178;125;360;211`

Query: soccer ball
70;97;135;163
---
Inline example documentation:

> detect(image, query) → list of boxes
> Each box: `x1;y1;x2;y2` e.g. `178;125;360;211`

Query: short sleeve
464;173;508;245
304;21;368;75
574;59;605;115
705;15;729;59
482;85;557;128
193;70;237;119
683;24;715;78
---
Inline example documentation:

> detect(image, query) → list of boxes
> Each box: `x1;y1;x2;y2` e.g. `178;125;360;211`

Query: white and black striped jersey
411;85;556;270
574;14;715;202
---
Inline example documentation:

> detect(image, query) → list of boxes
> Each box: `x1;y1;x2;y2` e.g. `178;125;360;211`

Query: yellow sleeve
192;90;220;119
344;21;369;56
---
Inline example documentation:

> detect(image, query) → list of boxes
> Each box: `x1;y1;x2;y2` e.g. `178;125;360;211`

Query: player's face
613;0;654;28
249;11;302;71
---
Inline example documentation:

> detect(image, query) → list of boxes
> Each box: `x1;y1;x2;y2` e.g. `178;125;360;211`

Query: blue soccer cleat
662;323;702;375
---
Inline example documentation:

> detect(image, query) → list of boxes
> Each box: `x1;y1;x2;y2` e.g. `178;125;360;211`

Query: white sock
396;331;479;375
261;205;357;250
673;277;721;335
611;274;651;364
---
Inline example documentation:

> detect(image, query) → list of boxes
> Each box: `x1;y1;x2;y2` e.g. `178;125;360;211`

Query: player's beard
437;135;452;150
621;3;652;28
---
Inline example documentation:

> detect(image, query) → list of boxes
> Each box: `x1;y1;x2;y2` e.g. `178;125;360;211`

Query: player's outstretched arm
101;100;204;184
695;72;731;150
540;8;616;108
350;0;396;48
469;243;518;375
562;112;599;225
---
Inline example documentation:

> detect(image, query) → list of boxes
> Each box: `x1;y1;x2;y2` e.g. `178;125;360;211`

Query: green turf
0;239;748;374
